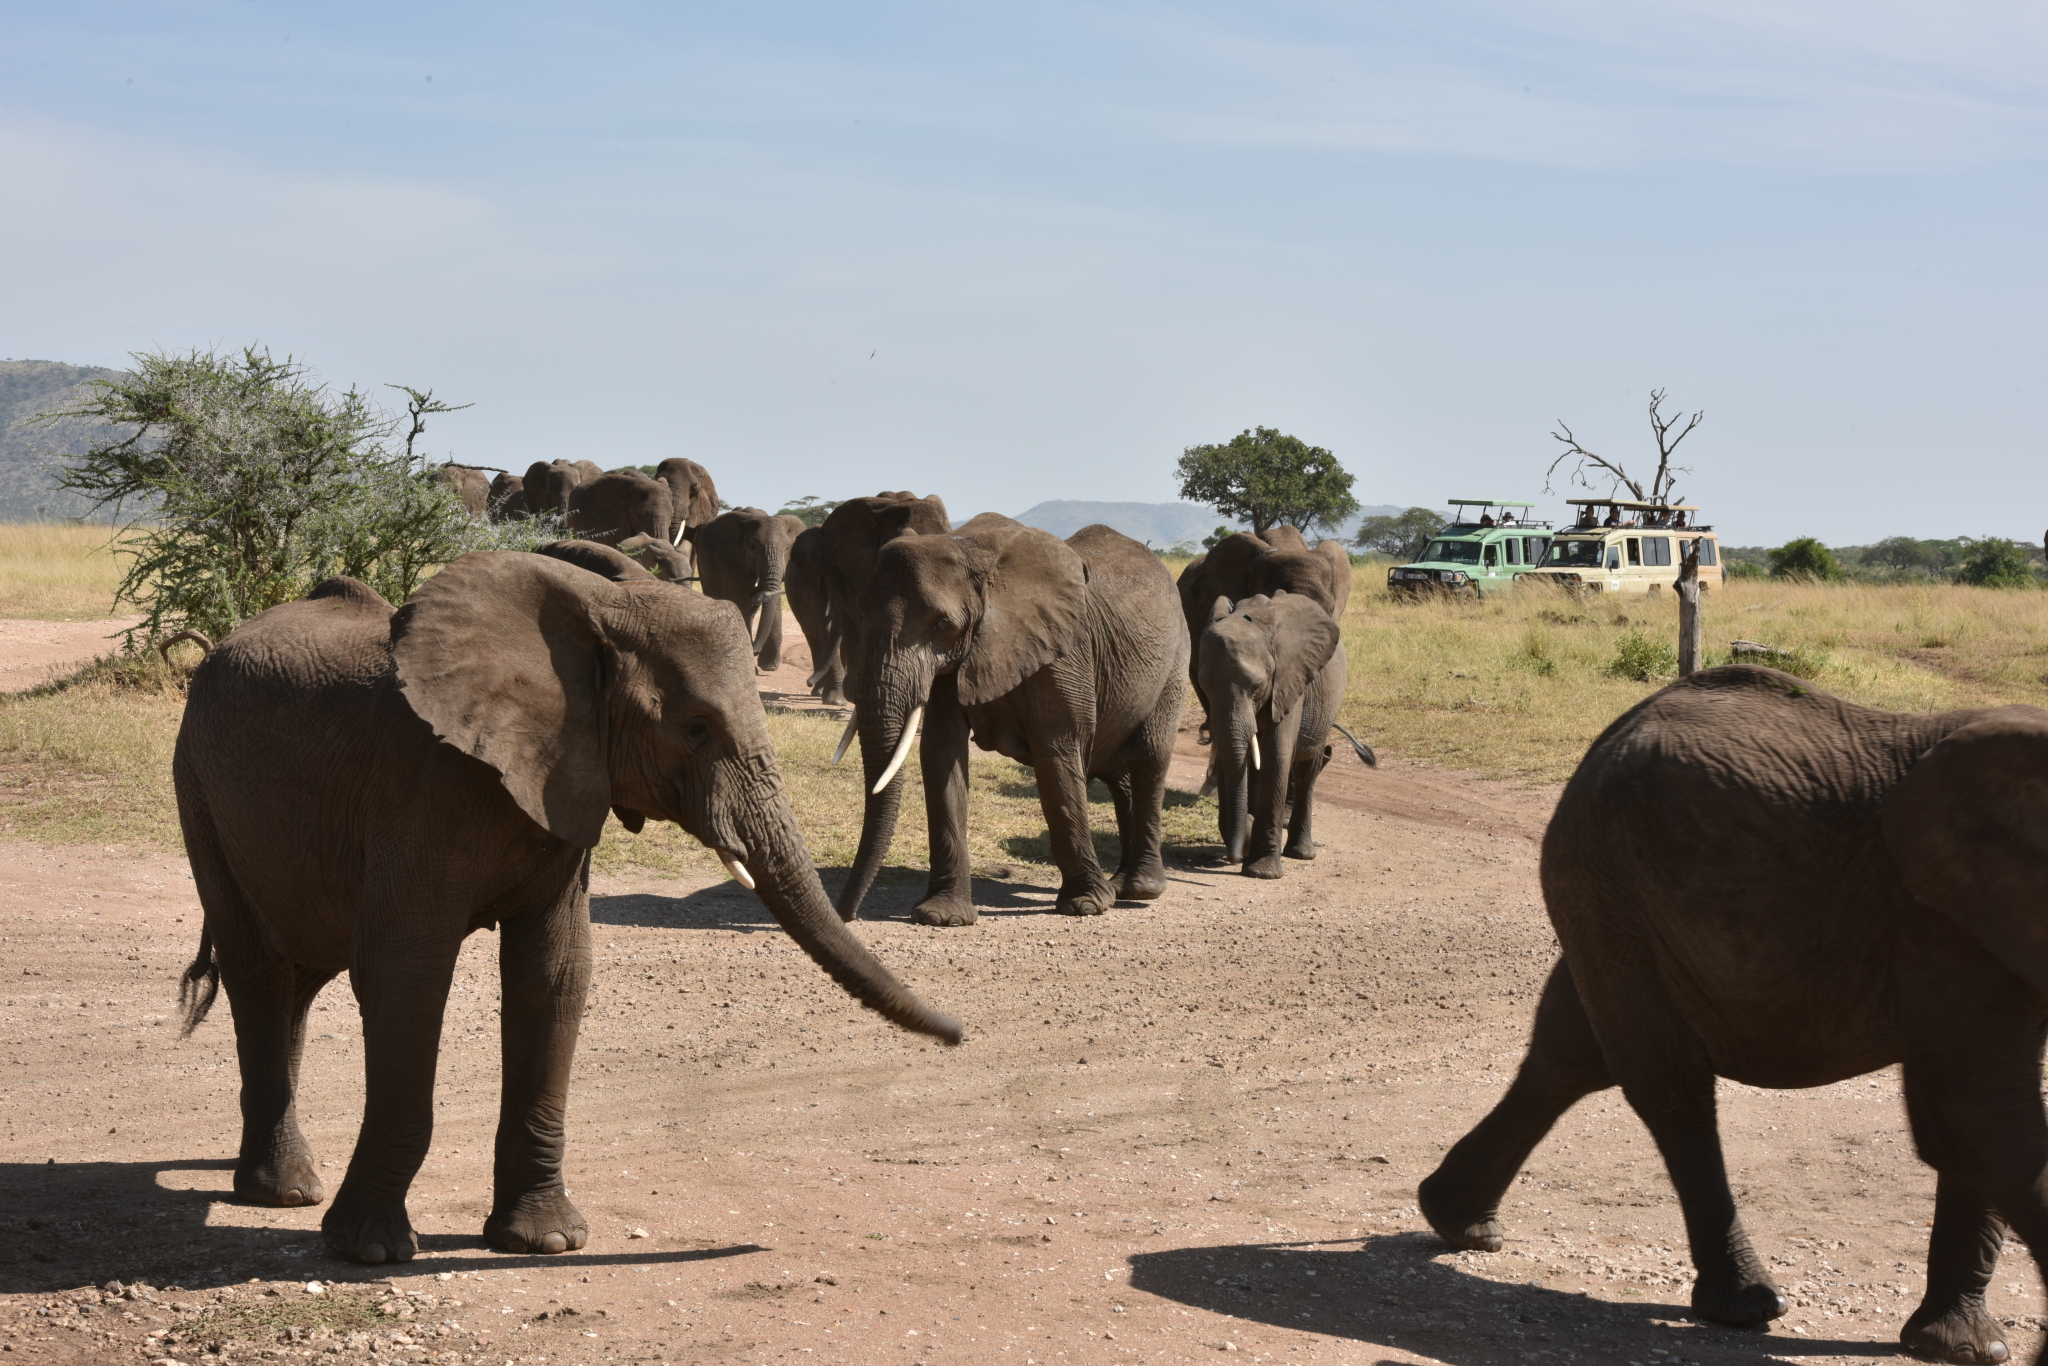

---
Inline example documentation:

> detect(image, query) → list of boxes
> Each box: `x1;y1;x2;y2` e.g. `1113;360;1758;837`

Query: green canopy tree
1353;507;1446;561
1174;427;1359;538
1766;537;1843;582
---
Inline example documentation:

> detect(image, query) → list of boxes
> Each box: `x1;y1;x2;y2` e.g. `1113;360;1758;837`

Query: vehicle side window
1503;538;1519;566
1530;537;1548;564
1699;539;1719;566
1606;545;1621;570
1484;542;1499;567
1644;536;1670;566
1626;538;1642;566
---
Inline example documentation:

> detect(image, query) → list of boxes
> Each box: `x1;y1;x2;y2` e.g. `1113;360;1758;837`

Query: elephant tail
1332;721;1378;768
158;630;214;665
177;925;221;1037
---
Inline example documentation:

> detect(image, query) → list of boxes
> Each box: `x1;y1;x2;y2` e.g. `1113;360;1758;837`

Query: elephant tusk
673;515;688;547
1249;733;1261;771
871;705;923;794
751;607;772;655
832;708;858;765
719;851;756;890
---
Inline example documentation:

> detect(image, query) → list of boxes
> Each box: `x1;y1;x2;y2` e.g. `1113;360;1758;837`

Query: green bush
1767;537;1843;581
1730;642;1832;679
46;346;530;644
1956;537;2037;588
1606;628;1677;681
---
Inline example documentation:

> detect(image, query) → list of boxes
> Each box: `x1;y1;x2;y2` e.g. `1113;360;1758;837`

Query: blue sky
4;2;2044;545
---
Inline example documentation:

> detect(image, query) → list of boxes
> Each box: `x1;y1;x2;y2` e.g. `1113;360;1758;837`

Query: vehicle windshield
1419;539;1483;564
1543;538;1608;568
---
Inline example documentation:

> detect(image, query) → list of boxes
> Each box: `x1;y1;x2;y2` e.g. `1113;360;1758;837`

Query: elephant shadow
1125;1232;1893;1364
590;870;1070;930
0;1158;760;1295
991;778;1226;872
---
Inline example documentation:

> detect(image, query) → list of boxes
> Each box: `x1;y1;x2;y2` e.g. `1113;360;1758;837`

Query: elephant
785;525;844;706
690;508;806;673
841;514;1188;925
1418;665;2048;1363
487;472;528;522
814;492;954;914
1176;528;1367;862
617;533;692;582
566;469;673;546
1196;591;1344;877
656;458;720;545
171;548;961;1266
521;459;603;516
431;463;492;516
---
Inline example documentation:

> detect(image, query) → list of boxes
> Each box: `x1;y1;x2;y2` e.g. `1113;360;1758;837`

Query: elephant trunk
730;761;961;1043
1213;697;1256;863
752;546;789;671
833;654;934;921
1244;702;1302;872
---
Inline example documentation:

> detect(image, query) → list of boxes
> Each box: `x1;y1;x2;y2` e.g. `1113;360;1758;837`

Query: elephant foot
1417;1172;1503;1252
1902;1296;2009;1363
912;894;978;927
235;1150;325;1208
1117;864;1167;901
819;688;847;707
1057;880;1114;916
485;1189;589;1256
1282;836;1316;861
1241;853;1285;880
321;1191;418;1265
1689;1257;1786;1328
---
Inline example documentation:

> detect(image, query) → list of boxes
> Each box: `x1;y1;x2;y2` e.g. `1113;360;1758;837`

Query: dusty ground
1;615;2042;1366
0;618;144;693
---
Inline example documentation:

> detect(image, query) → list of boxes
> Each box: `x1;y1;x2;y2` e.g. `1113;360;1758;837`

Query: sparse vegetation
0;522;134;619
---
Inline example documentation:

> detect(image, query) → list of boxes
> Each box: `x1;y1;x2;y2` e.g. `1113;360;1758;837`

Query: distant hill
0;359;129;522
1013;499;1405;549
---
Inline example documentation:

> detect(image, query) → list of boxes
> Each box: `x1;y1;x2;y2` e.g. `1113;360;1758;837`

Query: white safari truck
1522;499;1726;596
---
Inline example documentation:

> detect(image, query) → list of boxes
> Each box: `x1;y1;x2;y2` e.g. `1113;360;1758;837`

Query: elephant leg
1033;741;1114;917
912;690;977;927
1108;756;1170;902
485;861;594;1254
1281;743;1331;861
1420;959;1612;1251
1595;999;1784;1326
225;948;340;1208
1899;1177;2010;1365
320;903;464;1265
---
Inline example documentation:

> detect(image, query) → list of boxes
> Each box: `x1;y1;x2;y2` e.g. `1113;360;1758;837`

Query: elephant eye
681;715;715;748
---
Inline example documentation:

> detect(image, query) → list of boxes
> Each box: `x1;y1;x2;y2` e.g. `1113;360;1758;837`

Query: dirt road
0;615;2037;1365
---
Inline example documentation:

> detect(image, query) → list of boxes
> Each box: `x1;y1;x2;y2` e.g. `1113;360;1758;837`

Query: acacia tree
1352;507;1446;561
1175;426;1359;538
45;345;521;643
1546;389;1703;505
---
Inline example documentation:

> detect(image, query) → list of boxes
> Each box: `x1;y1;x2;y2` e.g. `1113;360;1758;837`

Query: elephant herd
171;472;2048;1365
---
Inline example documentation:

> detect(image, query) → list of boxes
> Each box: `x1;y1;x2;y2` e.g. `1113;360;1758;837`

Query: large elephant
656;458;720;545
1196;591;1343;877
521;459;603;516
785;525;844;706
172;550;960;1266
1419;666;2048;1362
1176;528;1364;863
690;508;806;673
815;492;953;915
487;472;527;522
567;468;673;546
431;463;492;516
844;515;1188;925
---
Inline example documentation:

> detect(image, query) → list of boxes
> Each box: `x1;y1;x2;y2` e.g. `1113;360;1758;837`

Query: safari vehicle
1386;500;1555;598
1523;499;1725;596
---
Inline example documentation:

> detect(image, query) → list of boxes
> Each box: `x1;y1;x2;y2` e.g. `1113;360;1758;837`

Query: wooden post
1677;540;1703;677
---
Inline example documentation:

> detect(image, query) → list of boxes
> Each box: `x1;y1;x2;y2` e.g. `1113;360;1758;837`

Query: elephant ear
391;552;618;849
1209;595;1234;625
1881;708;2048;995
957;526;1087;707
1265;594;1340;720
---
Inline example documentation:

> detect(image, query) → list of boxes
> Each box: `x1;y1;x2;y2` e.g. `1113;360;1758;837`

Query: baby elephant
1420;666;2048;1363
1196;591;1355;877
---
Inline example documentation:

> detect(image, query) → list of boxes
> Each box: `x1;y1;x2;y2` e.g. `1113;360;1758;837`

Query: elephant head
487;472;528;523
617;533;693;582
834;513;1085;916
656;458;720;546
391;550;960;1042
1196;591;1340;867
691;509;807;672
566;469;673;546
1178;528;1351;741
520;459;601;516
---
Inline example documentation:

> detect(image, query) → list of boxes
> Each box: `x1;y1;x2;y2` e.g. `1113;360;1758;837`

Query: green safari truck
1386;500;1554;599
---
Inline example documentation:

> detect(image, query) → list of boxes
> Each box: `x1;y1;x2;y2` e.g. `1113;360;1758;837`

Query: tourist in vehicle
1479;513;1495;527
1602;506;1621;527
1576;506;1597;528
1672;510;1689;529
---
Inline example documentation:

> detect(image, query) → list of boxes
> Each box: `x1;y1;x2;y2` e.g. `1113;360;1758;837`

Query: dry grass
0;522;134;620
1338;573;2048;782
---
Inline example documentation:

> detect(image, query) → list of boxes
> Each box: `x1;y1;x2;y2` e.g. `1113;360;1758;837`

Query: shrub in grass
1606;628;1677;682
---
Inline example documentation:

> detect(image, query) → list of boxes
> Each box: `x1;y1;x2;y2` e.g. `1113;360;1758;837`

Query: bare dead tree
1545;389;1703;505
